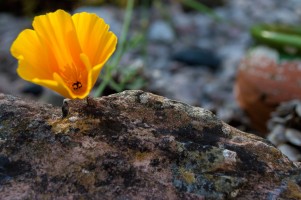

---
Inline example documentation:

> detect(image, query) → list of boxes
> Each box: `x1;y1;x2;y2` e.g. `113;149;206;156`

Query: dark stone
0;155;9;169
21;84;44;96
4;160;32;177
172;48;221;69
182;0;225;11
0;0;77;16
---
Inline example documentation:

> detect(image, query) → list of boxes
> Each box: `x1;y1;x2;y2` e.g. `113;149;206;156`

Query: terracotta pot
235;50;301;135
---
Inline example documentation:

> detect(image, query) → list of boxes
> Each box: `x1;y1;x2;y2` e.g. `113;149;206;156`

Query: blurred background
1;0;301;160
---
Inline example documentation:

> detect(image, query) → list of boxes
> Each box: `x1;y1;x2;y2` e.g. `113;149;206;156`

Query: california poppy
11;9;117;99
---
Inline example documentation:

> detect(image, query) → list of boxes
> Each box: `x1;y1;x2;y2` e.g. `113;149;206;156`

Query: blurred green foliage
179;0;221;20
83;0;129;7
95;0;147;96
0;0;153;16
251;24;301;59
0;0;223;16
251;24;301;55
0;0;79;16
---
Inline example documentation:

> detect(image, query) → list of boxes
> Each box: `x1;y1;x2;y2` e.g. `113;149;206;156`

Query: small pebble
267;125;286;146
21;84;44;96
273;101;297;117
270;115;293;124
267;100;301;162
248;46;279;62
223;149;237;164
278;144;301;161
69;116;78;122
148;20;175;43
296;103;301;117
285;128;301;146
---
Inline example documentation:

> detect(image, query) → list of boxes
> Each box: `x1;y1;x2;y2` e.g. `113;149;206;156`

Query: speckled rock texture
0;90;301;200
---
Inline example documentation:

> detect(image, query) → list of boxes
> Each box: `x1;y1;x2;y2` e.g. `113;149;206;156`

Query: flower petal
30;10;91;98
72;12;117;67
80;53;93;92
32;9;83;72
10;10;117;99
72;12;117;89
11;29;53;80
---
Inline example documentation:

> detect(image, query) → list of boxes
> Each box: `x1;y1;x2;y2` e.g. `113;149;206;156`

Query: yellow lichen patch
49;118;71;134
133;151;155;169
135;151;150;161
283;181;301;199
48;117;100;135
77;170;96;190
179;167;196;184
10;9;117;99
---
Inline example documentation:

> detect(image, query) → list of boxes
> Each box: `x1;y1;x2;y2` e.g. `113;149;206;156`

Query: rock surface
0;90;301;199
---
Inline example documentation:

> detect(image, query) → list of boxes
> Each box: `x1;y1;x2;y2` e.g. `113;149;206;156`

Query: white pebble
69;116;78;122
285;128;301;146
278;144;301;161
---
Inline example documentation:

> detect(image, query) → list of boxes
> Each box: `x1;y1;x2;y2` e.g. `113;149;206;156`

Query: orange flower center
58;62;88;95
72;81;82;90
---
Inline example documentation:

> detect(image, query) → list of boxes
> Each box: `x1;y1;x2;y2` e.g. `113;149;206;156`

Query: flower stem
94;0;134;97
180;0;221;21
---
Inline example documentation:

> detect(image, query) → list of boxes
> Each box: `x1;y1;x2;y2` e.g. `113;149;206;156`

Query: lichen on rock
0;90;301;199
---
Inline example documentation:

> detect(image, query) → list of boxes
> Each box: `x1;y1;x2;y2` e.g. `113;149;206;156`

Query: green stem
251;24;301;51
109;79;123;92
94;0;134;97
180;0;221;21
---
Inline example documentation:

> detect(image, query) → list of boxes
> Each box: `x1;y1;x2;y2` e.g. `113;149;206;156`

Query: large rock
0;90;301;199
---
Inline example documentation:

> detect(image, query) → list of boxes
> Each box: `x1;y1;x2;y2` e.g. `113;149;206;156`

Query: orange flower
11;9;117;99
